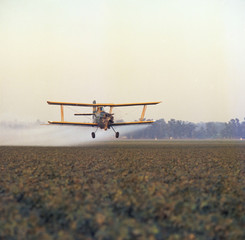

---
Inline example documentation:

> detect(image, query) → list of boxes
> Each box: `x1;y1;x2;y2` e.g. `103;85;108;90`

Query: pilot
97;107;105;113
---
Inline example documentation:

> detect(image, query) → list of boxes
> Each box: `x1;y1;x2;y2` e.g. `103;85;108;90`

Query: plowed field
1;141;245;239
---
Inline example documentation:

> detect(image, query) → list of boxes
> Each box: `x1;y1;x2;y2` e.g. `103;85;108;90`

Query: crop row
0;142;245;239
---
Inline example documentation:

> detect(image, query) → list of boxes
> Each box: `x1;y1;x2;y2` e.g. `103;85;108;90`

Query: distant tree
206;122;218;138
194;126;206;139
221;122;232;138
221;118;242;138
168;119;178;138
183;122;196;138
153;119;168;139
241;119;245;138
222;118;240;138
165;119;195;139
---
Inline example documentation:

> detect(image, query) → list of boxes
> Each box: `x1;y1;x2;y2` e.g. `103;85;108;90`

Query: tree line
125;118;245;139
1;118;245;140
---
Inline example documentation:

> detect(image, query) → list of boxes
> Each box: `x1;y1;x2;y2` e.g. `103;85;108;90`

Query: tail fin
93;100;96;122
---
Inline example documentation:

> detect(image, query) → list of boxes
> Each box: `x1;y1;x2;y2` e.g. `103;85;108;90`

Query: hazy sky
1;0;245;123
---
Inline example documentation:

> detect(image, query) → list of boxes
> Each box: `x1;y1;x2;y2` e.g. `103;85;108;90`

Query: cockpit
97;106;105;113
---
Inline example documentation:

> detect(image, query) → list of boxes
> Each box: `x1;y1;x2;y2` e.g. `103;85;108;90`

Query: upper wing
47;101;161;107
106;102;161;107
47;101;104;107
48;121;98;126
111;121;155;126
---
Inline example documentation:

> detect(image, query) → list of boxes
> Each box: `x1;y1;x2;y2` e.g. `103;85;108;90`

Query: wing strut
61;105;64;122
109;106;113;114
140;105;147;121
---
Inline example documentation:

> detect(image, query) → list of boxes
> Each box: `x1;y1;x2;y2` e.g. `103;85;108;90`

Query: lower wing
48;121;98;126
111;121;154;126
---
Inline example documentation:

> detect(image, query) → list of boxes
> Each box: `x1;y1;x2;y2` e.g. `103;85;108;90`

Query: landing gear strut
111;126;119;138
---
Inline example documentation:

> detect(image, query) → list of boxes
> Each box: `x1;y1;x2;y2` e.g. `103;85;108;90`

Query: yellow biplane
47;100;161;138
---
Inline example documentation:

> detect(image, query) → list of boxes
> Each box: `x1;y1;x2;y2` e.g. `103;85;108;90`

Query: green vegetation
0;142;245;239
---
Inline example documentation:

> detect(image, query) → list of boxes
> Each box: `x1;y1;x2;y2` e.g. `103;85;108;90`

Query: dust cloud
0;123;147;146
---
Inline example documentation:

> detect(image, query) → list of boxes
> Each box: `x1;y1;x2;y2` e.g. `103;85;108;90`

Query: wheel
91;132;96;138
115;132;119;138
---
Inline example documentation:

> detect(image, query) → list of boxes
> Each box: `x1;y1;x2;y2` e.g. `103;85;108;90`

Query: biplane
47;100;161;138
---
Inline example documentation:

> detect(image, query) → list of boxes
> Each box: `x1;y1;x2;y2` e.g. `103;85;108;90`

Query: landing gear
91;127;119;139
111;126;120;138
91;128;98;139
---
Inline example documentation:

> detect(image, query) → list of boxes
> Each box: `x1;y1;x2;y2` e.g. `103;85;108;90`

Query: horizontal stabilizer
48;121;98;126
74;113;95;116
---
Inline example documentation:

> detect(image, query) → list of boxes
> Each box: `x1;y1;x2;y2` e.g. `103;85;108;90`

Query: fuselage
94;108;114;130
